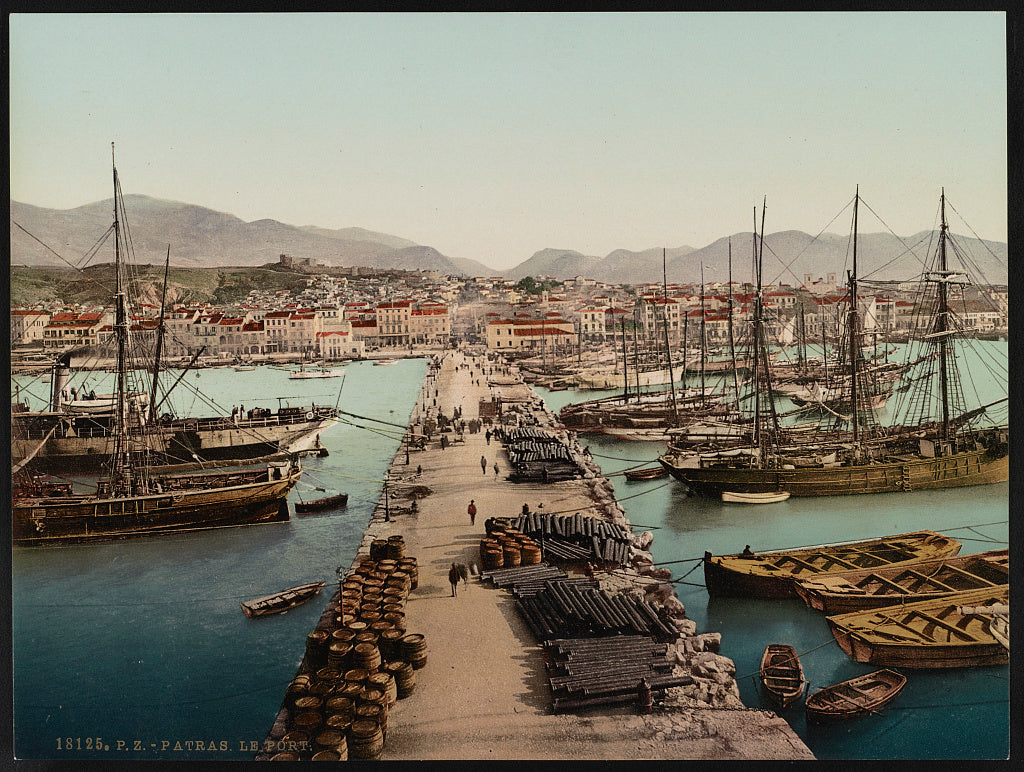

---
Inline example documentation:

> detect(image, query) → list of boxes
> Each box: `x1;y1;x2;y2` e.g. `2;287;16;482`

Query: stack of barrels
480;524;542;570
272;536;425;761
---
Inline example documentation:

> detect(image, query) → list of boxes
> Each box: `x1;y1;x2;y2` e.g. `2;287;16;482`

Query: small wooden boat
759;644;804;708
294;492;349;513
703;530;961;599
794;548;1008;614
624;466;669;481
721;490;790;504
826;585;1010;668
956;604;1009;651
241;581;325;618
805;669;907;722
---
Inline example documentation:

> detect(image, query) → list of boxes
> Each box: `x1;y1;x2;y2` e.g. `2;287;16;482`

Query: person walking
480;455;487;475
448;563;461;597
467;499;477;526
485;429;491;445
493;462;499;478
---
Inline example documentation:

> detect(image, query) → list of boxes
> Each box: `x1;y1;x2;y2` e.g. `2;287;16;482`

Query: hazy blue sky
10;12;1006;270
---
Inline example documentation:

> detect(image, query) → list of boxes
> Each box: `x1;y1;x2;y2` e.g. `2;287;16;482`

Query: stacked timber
504;511;633;566
500;427;585;482
545;636;694;713
513;578;679;641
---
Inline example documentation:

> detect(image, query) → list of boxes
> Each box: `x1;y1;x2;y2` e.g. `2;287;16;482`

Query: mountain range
10;196;1008;286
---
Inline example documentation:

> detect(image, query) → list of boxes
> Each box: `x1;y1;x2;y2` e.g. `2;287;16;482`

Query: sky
9;12;1008;271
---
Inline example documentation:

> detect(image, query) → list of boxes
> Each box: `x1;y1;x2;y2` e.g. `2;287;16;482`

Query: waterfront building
10;308;51;346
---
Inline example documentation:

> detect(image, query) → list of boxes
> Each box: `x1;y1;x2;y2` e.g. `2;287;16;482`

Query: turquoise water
538;343;1010;761
11;349;1009;760
11;359;426;761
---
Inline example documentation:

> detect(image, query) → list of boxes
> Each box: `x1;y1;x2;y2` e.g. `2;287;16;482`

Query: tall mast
937;188;951;440
662;248;678;423
149;245;170;424
111;143;131;488
621;317;630;401
751;207;761;450
632;314;641;397
727;239;740;412
699;262;706;403
848;187;860;447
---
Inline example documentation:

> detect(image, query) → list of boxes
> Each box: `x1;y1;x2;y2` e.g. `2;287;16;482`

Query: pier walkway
332;349;813;760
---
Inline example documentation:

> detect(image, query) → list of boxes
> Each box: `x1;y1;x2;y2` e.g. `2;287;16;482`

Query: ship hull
13;412;334;473
660;448;1007;497
13;468;300;547
827;618;1009;669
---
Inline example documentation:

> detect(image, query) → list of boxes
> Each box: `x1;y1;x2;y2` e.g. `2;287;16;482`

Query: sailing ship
660;191;1008;496
804;669;907;722
793;548;1008;614
12;147;303;546
826;585;1010;668
702;530;961;599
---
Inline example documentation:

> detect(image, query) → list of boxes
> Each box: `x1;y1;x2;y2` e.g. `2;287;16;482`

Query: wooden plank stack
545;636;694;713
499;427;585;482
510;511;633;566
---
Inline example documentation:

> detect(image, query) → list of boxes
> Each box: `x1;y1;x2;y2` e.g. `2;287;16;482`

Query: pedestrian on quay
493;462;499;478
481;455;488;475
468;499;477;525
449;563;461;597
485;429;491;445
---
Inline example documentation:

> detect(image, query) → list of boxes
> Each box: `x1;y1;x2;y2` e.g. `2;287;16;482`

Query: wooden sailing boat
759;644;805;708
793;548;1008;614
659;191;1008;496
826;585;1010;668
12;147;302;546
702;529;961;599
805;669;907;722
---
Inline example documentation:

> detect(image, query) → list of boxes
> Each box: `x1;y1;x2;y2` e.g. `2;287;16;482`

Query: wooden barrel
367;671;398;706
347;719;384;760
271;752;301;761
308;680;332;699
385;660;415;698
352;642;382;671
382;588;406;605
521;544;542;565
400;633;428;669
293;695;323;714
382;601;404;614
341;588;362;603
382;612;405;631
305;629;330;668
370;620;393;636
326;642;351;670
345;620;369;636
369;539;388;560
286;678;310;708
336;681;363;699
324;712;353;734
279;730;310;753
482;548;503;570
502;545;521;567
397;559;418;589
355;631;379;647
313;729;348;758
311;749;344;761
377;559;398;573
324;695;355;721
342;579;363;592
343;668;371;686
378;628;405;661
331;628;356;645
291;710;323;736
386;536;406;560
354;700;387;738
359;610;382;624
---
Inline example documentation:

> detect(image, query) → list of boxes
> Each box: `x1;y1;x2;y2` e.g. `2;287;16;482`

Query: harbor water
11;346;1010;760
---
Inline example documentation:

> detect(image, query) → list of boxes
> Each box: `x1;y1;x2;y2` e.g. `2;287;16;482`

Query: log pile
545;636;695;713
509;511;633;566
499;427;585;483
513;579;679;642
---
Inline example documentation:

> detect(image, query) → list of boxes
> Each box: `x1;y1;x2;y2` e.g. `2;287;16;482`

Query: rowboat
294;492;349;513
759;644;804;708
956;604;1009;651
721;490;790;504
703;530;961;599
826;585;1010;668
241;581;326;618
624;466;669;481
805;669;907;722
794;548;1008;614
